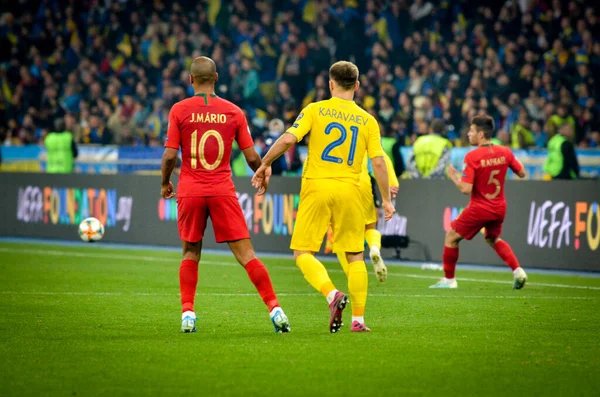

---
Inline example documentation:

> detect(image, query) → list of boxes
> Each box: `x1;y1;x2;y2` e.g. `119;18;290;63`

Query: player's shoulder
494;144;513;155
362;109;378;126
302;101;319;113
217;96;241;110
464;147;477;160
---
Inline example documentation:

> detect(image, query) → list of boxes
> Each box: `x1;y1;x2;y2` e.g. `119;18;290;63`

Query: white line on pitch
0;291;595;300
1;247;599;291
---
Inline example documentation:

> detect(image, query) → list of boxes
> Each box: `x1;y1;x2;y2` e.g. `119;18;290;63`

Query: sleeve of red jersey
461;153;475;184
235;110;254;151
508;149;524;174
164;106;181;149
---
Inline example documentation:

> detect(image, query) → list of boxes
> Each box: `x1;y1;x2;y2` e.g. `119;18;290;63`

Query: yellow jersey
288;97;385;184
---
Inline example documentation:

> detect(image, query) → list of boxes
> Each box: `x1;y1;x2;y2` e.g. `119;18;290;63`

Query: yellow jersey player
337;152;399;283
253;61;395;333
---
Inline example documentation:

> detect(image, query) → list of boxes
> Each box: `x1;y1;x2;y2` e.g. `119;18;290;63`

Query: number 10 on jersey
190;129;224;170
321;122;359;165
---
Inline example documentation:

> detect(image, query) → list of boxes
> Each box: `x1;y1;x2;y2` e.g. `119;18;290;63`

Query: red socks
494;240;520;271
180;259;198;313
443;246;459;279
245;258;279;312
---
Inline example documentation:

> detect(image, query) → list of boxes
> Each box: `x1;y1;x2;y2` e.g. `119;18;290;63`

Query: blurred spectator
407;118;452;179
544;124;580;180
510;110;535;149
44;118;78;173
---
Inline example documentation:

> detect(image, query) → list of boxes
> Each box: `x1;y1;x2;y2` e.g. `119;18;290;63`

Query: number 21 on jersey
321;122;359;165
190;129;224;170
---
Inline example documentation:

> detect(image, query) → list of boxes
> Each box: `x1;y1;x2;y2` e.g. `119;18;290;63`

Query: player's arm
161;148;178;192
161;107;180;199
235;111;273;194
259;132;298;168
241;146;262;171
367;121;395;220
262;105;313;166
508;151;527;179
448;155;473;195
383;153;399;198
252;106;313;191
234;112;262;172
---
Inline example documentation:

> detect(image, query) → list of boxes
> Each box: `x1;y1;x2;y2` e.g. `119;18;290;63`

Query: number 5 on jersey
485;170;501;199
321;122;359;165
190;129;224;170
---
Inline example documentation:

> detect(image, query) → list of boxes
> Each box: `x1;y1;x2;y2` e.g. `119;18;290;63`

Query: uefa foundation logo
527;200;599;251
16;185;133;231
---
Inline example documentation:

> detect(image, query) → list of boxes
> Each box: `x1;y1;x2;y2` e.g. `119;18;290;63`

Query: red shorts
450;205;504;241
177;196;250;243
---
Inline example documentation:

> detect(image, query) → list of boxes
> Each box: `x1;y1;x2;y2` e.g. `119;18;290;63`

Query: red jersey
165;94;254;197
461;144;523;215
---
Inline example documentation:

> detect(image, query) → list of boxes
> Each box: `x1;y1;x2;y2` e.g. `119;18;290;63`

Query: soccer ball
78;217;105;242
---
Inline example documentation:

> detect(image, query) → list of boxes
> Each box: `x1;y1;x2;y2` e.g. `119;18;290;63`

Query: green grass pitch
0;242;598;396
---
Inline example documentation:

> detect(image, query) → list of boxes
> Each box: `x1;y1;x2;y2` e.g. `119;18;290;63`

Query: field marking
0;291;595;300
0;247;237;267
1;247;599;291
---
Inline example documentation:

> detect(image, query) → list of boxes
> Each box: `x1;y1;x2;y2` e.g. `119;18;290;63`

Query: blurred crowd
0;0;599;150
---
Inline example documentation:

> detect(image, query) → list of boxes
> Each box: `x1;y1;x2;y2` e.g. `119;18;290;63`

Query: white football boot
369;246;388;283
513;268;528;290
429;278;458;289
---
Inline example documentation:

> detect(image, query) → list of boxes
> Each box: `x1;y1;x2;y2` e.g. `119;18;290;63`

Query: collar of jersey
194;93;218;98
330;96;355;103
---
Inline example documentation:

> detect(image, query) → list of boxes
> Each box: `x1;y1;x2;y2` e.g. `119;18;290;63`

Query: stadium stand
0;0;599;154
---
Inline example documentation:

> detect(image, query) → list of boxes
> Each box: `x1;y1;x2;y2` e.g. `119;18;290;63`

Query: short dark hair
471;115;495;139
431;118;445;135
329;61;359;91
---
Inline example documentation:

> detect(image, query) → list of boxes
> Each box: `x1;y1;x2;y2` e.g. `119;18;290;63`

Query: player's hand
382;200;395;221
390;185;399;199
257;166;272;196
447;164;458;177
161;182;176;199
251;164;268;194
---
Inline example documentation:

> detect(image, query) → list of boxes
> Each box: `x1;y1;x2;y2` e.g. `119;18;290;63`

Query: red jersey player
161;57;290;333
430;115;528;289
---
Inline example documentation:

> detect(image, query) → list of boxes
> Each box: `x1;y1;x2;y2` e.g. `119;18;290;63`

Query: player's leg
332;182;367;332
344;251;370;332
485;222;527;289
180;240;201;332
291;181;339;302
429;228;462;288
365;222;387;283
228;238;290;333
430;206;484;288
291;180;346;333
209;196;290;332
360;179;387;282
294;249;348;333
177;197;209;333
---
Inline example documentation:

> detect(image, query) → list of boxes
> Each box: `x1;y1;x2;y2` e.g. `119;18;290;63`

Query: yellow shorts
359;177;377;225
290;178;364;253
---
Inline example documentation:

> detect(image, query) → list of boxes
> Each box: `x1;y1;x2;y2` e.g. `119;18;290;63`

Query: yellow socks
296;254;336;297
336;252;350;276
347;260;368;317
364;229;381;250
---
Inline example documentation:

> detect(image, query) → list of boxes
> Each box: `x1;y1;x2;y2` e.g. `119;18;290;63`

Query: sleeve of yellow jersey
384;153;399;187
286;104;314;142
366;116;386;159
